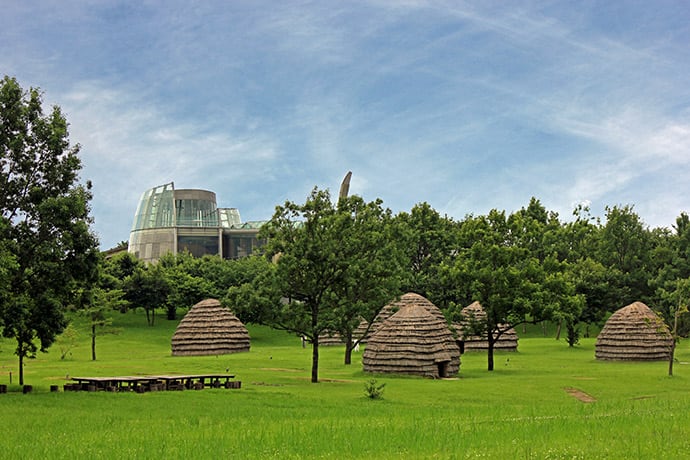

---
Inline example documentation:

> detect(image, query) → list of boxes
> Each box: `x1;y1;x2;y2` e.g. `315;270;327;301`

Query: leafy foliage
229;188;403;382
363;378;386;400
0;76;99;384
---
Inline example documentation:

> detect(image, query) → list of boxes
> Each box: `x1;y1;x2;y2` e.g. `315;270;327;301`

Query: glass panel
175;198;218;227
177;235;219;257
131;183;175;231
223;235;266;259
219;208;242;228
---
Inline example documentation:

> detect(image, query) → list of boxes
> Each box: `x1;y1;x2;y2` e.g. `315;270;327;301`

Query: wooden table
68;374;237;392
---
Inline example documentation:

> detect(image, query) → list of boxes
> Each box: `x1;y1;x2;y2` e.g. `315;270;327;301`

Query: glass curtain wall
175;198;218;227
131;182;175;231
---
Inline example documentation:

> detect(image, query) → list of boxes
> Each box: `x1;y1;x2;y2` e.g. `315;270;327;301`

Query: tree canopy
0;76;99;384
228;188;403;382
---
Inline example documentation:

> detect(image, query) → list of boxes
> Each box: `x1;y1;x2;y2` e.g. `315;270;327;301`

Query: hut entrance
437;361;450;378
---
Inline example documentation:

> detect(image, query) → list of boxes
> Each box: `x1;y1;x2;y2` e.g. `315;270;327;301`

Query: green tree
81;287;124;360
102;251;142;288
0;76;99;385
393;202;456;308
597;205;654;305
442;205;580;370
122;263;170;326
650;213;690;335
326;195;403;365
225;256;283;326
157;252;215;319
662;279;690;376
235;187;402;382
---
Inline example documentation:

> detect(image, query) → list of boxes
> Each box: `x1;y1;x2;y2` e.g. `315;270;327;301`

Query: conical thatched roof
595;301;672;361
320;293;443;346
318;331;345;346
369;292;447;337
454;301;519;352
363;301;461;378
171;299;250;356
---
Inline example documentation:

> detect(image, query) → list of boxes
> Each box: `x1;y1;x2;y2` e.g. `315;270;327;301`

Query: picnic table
67;374;238;392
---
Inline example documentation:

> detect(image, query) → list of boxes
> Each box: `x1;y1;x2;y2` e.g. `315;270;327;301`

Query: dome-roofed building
171;299;250;356
363;299;460;379
595;301;672;361
454;301;519;352
129;182;266;263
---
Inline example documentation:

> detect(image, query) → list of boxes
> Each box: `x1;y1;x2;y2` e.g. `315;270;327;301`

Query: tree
325;195;403;365
234;187;402;382
157;252;215;320
650;213;690;336
54;322;79;360
597;205;654;305
393;203;456;308
83;288;124;360
102;251;142;288
663;279;690;376
122;263;170;326
442;205;580;370
0;76;100;385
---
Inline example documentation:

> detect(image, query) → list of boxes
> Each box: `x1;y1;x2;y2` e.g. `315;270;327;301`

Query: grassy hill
1;309;689;458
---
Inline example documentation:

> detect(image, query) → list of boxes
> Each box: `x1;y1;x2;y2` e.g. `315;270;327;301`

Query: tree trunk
311;336;320;383
344;333;353;365
91;324;97;361
555;320;562;340
18;350;24;386
487;336;495;371
669;304;680;377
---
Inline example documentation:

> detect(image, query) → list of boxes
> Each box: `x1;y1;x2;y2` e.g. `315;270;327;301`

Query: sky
2;1;690;249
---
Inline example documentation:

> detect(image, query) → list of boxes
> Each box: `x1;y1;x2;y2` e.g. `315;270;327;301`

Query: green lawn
1;310;690;459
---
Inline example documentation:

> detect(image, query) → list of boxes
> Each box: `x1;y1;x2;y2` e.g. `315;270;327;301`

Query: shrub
364;379;385;400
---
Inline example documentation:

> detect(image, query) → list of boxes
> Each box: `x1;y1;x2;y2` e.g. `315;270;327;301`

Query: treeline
97;190;690;379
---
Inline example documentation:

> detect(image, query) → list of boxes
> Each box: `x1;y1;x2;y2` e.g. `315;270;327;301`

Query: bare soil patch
260;368;303;372
564;387;596;403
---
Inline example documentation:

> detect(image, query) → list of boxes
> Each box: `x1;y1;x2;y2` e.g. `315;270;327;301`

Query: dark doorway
437;361;449;378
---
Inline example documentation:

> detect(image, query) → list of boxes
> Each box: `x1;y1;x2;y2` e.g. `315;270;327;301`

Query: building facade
129;182;266;263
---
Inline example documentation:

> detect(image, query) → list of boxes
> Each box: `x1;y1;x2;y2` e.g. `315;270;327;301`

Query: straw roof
595;301;672;361
454;301;519;351
369;292;447;337
320;293;443;346
317;319;372;346
318;331;345;346
363;300;460;378
171;299;250;356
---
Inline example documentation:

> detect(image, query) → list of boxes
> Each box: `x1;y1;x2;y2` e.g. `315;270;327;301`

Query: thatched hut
454;301;519;352
595;301;672;361
363;301;460;378
171;299;250;356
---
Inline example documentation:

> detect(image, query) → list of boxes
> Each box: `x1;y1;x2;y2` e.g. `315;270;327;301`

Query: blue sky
2;1;689;249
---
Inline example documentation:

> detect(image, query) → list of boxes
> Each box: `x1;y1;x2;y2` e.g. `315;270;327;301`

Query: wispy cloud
3;0;689;245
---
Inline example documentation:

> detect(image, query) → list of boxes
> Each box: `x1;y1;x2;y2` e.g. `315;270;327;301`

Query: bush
364;379;385;400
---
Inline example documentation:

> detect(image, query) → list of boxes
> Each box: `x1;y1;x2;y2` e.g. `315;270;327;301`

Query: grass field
1;310;690;459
